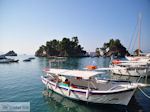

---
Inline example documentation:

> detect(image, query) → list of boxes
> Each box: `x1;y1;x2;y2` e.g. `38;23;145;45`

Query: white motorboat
0;58;19;63
125;55;150;62
41;68;148;105
0;59;11;63
110;60;150;77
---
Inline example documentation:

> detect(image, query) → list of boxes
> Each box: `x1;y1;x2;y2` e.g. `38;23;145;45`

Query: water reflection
46;57;111;70
42;89;143;112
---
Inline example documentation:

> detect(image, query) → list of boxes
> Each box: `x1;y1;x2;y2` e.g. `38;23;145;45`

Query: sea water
0;55;150;112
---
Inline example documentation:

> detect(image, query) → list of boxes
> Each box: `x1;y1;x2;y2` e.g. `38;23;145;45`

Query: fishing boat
0;58;19;63
41;68;148;105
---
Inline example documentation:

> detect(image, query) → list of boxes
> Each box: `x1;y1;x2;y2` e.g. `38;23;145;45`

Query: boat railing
43;76;89;90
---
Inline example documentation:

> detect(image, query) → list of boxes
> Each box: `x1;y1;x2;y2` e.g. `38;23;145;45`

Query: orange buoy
86;65;97;70
112;60;121;64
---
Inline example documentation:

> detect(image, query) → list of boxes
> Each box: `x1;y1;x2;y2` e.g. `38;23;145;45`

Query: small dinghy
23;58;31;62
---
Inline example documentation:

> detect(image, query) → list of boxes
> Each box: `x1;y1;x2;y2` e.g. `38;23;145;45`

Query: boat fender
54;83;58;89
86;90;89;99
68;87;71;96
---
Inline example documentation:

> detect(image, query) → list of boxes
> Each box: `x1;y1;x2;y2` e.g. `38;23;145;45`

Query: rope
138;86;150;99
131;32;138;53
128;19;138;51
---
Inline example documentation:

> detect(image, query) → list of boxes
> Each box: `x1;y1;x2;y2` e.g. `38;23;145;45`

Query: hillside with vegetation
96;39;129;57
35;37;87;57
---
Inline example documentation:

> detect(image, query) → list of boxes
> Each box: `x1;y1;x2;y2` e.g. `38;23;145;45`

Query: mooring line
138;87;150;99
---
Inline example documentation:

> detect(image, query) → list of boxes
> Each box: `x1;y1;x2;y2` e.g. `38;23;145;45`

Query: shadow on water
128;96;144;112
42;89;143;112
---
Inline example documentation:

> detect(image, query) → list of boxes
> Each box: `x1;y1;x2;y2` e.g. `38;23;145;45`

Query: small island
95;39;130;57
35;37;87;57
5;50;17;56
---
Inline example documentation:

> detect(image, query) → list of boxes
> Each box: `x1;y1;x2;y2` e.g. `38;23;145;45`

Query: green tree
35;45;46;57
46;39;60;56
95;48;100;56
101;38;129;57
35;37;86;57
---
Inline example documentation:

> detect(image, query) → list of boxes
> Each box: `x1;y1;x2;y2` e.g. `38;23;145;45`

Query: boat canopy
45;68;103;79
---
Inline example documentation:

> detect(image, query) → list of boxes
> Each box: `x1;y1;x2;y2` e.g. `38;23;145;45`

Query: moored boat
110;60;150;77
0;55;7;59
125;55;150;62
7;58;19;63
0;59;11;63
41;68;148;105
23;59;31;62
0;58;19;63
28;57;35;60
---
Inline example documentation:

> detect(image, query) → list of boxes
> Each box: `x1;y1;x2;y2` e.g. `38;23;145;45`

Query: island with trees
95;39;130;57
35;37;87;57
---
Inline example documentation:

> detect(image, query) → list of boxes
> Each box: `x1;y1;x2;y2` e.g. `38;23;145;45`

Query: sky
0;0;150;55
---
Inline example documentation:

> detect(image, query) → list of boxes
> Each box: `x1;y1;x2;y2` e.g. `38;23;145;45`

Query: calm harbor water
0;55;150;112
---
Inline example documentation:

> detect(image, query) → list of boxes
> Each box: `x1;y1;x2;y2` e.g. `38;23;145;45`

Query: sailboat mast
138;13;142;56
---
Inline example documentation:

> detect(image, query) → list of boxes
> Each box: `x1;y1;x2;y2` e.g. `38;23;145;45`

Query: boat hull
110;65;150;77
42;77;135;106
